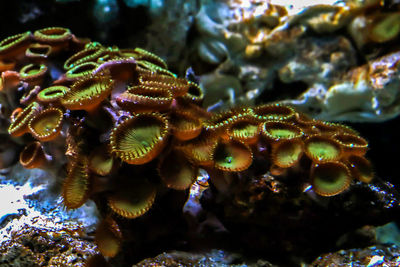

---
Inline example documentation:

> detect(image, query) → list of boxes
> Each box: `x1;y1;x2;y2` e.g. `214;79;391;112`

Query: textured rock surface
311;244;400;266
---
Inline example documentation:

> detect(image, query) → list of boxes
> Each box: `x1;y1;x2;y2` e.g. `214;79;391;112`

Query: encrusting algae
0;27;374;261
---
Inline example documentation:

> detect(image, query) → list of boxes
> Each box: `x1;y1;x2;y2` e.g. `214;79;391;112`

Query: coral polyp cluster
0;27;373;260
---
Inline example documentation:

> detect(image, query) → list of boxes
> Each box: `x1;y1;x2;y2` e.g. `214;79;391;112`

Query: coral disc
304;135;342;162
107;179;156;219
262;121;303;141
212;140;253;172
116;85;173;112
181;81;204;103
227;116;260;144
0;31;32;59
272;139;303;168
136;59;175;77
311;161;351;196
61;73;113;111
37;85;68;103
25;43;51;60
65;62;99;80
179;132;218;166
33;27;72;43
63;46;104;70
347;155;374;183
204;108;250;132
95;217;122;258
139;74;189;97
158;149;198;190
110;113;169;165
19;141;47;169
62;156;90;209
28;107;63;142
89;146;114;176
130;47;168;69
252;104;295;121
333;133;368;156
19;63;48;83
170;111;202;141
93;58;137;82
8;101;40;137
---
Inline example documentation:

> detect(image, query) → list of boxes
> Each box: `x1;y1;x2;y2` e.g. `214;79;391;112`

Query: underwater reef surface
0;1;400;266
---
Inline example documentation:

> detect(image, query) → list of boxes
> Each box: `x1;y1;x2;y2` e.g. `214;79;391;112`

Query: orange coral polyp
25;43;52;62
131;47;168;69
169;111;202;141
93;58;137;82
8;101;40;137
204;108;250;132
272;139;304;168
19;141;50;169
28;107;64;142
89;146;115;176
116;85;173;112
0;31;32;60
37;85;68;103
304;135;342;162
180;81;204;103
34;27;72;44
19;63;48;85
158;149;198;190
252;103;295;121
333;133;368;156
110;113;169;165
65;62;99;80
178;132;218;166
61;73;113;112
226;116;261;145
311;161;352;196
107;179;157;219
95;217;122;258
262;120;303;142
139;74;190;97
212;139;253;172
347;155;374;183
62;156;91;209
63;46;105;70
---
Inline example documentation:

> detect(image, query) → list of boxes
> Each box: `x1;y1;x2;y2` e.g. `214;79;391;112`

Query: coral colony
0;28;373;259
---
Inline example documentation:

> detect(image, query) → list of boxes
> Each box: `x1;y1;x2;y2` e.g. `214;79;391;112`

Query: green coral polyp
272;139;303;168
19;63;48;80
28;107;64;142
63;46;105;70
110;113;169;165
37;85;68;103
262;121;303;141
0;31;32;58
305;135;342;162
62;156;91;209
107;180;157;219
347;155;374;183
34;27;72;43
8;101;40;137
65;62;99;80
212;140;253;172
311;161;351;196
252;103;295;120
61;73;113;111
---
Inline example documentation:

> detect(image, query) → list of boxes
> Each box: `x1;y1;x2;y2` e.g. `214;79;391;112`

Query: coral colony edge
0;27;375;264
